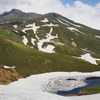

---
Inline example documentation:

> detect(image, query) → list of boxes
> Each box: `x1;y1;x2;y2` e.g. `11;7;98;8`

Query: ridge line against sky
0;0;100;30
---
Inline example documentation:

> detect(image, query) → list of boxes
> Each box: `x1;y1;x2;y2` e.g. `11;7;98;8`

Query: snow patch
71;42;77;47
5;21;9;23
50;41;65;46
71;38;77;47
41;18;49;23
14;30;18;33
22;36;28;45
22;23;40;34
79;53;100;65
81;48;94;53
67;27;85;35
95;35;100;39
31;38;36;46
41;45;55;53
22;23;58;53
59;17;81;27
37;27;58;53
13;25;18;29
57;19;69;26
42;23;59;27
4;65;16;69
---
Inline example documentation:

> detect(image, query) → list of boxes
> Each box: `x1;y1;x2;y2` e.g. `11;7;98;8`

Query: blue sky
61;0;100;6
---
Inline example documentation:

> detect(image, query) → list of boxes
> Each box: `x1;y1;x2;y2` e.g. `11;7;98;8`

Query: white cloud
0;0;100;30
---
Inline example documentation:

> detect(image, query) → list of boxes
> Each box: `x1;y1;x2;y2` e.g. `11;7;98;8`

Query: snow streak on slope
59;17;81;28
22;22;59;53
42;23;58;27
79;53;100;65
22;23;40;34
67;27;85;35
57;19;69;26
41;18;49;23
0;72;100;100
95;35;100;39
22;36;28;45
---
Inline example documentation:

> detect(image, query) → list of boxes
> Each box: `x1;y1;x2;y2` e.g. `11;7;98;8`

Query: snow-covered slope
0;72;100;100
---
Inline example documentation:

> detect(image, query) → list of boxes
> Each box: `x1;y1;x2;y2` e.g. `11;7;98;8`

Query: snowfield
0;72;100;100
22;23;58;53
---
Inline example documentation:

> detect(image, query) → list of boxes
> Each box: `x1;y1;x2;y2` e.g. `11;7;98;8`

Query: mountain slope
0;9;100;83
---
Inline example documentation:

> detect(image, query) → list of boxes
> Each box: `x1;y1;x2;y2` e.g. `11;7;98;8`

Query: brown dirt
0;67;22;85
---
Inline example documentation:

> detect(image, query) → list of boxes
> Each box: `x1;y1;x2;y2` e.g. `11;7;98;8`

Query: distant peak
9;9;23;13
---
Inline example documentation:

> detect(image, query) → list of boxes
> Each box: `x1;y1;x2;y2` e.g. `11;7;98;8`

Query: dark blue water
57;77;100;96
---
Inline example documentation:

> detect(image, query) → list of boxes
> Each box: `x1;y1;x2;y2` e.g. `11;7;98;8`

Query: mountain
0;9;42;23
0;9;100;84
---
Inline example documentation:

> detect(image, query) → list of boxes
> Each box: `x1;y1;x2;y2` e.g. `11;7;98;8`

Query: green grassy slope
0;12;100;79
0;36;99;77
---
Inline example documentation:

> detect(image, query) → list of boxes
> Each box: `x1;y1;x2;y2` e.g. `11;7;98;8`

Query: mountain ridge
0;9;42;23
0;9;99;31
